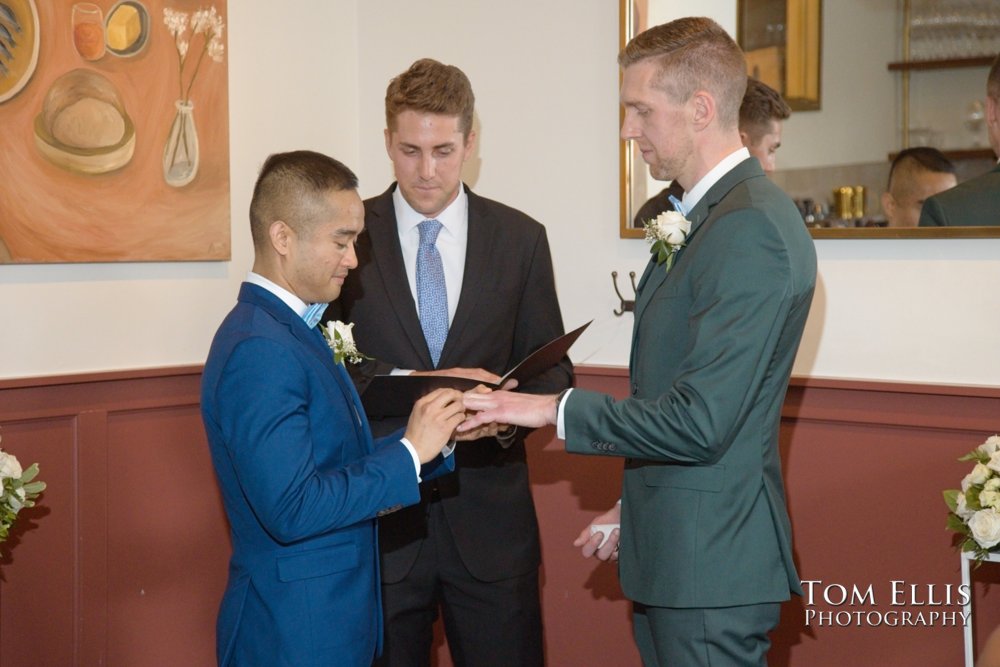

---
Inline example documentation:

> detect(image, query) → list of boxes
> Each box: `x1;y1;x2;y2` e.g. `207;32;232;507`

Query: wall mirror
619;0;1000;240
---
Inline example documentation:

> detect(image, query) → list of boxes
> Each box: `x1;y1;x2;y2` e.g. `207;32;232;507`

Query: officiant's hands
458;389;559;432
404;388;466;463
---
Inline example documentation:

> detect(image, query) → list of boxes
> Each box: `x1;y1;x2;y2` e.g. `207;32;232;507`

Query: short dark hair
886;147;956;197
618;16;747;129
385;58;475;138
739;78;791;142
249;150;358;250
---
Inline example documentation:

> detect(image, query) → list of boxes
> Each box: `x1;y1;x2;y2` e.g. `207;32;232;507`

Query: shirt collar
681;147;751;214
245;271;312;318
393;183;468;238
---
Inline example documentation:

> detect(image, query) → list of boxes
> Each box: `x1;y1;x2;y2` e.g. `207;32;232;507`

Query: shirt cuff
400;437;421;480
391;368;412;376
556;388;573;440
401;437;456;482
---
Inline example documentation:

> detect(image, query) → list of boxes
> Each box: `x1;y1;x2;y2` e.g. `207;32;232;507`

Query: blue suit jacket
201;283;452;666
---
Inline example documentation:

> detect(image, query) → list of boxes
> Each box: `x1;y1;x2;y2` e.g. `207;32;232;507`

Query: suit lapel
632;158;764;326
240;284;369;447
367;188;435;368
441;187;492;368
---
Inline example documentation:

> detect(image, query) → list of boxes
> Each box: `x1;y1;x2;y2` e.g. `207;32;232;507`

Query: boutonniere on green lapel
321;321;371;365
644;210;692;273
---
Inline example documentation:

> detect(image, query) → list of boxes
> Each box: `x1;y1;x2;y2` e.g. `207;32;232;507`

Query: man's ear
881;191;895;220
690;90;715;130
462;130;477;162
269;220;293;257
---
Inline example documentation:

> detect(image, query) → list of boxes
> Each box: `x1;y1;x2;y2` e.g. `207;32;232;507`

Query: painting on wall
0;0;229;263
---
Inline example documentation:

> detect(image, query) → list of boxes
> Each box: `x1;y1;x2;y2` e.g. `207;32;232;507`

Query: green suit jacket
919;163;1000;227
565;158;816;609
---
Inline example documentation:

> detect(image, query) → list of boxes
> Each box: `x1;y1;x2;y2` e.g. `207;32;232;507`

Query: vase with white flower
944;434;1000;566
162;6;225;187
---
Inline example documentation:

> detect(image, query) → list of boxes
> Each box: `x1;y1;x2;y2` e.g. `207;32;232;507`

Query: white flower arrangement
644;210;692;273
944;434;1000;564
0;435;46;544
163;5;225;102
321;321;371;365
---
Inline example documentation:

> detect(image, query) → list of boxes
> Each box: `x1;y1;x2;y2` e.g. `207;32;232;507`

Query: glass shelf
888;56;995;71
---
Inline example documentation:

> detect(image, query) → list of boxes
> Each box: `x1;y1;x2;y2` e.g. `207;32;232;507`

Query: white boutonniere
321;321;371;365
644;210;691;273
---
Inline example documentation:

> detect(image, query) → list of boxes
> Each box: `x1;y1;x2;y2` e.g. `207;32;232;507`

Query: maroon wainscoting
1;367;998;666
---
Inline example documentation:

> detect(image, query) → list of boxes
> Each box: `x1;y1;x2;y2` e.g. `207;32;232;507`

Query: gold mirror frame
618;0;1000;240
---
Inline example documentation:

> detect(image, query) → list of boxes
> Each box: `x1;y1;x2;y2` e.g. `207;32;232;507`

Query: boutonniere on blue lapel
321;321;371;365
644;210;692;274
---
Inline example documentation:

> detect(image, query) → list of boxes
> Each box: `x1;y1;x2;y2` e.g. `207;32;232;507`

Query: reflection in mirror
619;0;1000;239
737;0;821;111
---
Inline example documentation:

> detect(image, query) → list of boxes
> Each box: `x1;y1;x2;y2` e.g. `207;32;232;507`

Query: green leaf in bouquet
967;487;985;511
22;481;45;496
19;463;39;485
947;512;970;534
959;449;989;464
944;489;960;513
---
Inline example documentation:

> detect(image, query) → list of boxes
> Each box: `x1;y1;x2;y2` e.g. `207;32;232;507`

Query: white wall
2;0;999;388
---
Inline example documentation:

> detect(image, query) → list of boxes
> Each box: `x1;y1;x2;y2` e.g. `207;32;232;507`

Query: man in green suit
460;16;816;666
919;54;1000;227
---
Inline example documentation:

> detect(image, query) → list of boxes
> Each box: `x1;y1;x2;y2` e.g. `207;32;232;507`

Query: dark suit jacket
201;283;452;666
919;163;1000;226
329;184;573;583
565;158;816;608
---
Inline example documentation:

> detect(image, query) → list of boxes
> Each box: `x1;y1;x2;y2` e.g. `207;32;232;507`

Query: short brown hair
618;16;747;129
249;150;358;250
739;78;791;143
385;58;475;138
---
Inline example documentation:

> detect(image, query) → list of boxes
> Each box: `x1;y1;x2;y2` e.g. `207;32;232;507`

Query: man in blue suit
201;150;468;666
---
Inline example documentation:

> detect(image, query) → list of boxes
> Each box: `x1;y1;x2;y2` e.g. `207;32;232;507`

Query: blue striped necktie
417;219;448;367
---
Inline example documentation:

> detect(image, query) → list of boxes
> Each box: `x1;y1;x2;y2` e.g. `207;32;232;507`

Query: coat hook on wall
611;270;637;316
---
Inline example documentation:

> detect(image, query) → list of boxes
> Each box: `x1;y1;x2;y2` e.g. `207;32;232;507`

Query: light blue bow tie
302;302;326;329
668;194;687;216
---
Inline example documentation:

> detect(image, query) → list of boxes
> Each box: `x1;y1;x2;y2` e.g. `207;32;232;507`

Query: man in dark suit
462;18;816;666
919;53;1000;227
328;60;572;666
201;151;466;666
